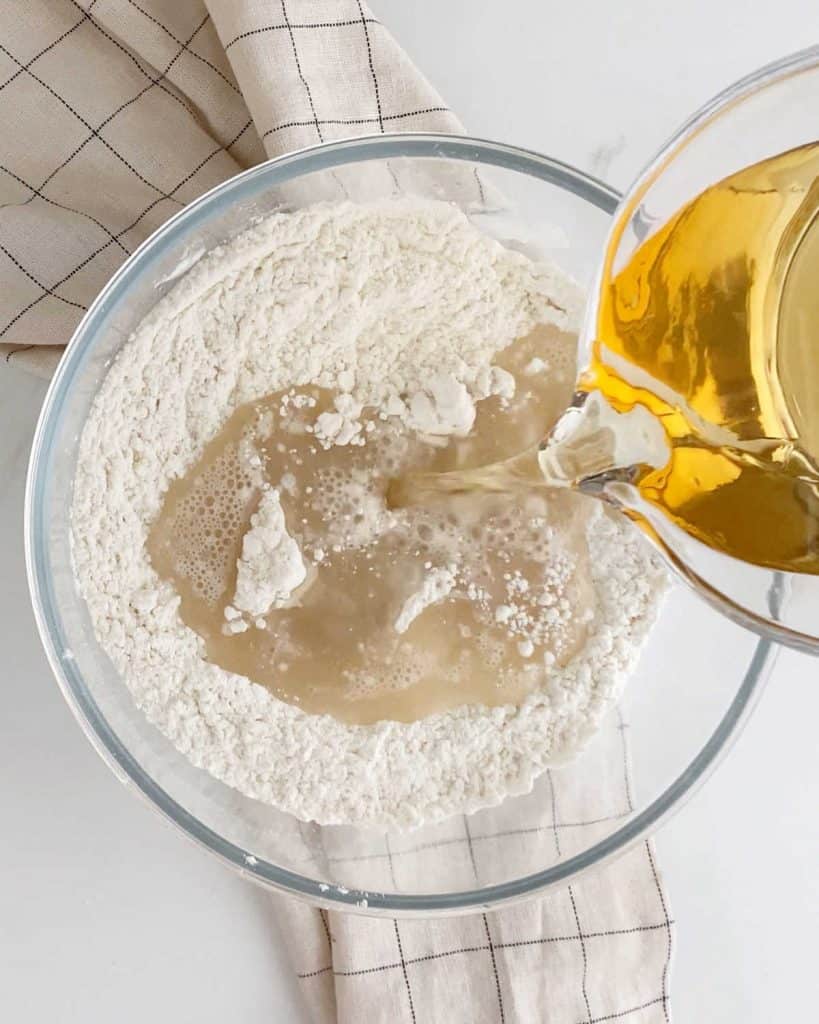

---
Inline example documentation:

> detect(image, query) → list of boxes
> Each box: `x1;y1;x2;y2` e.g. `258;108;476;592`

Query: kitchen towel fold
0;2;674;1021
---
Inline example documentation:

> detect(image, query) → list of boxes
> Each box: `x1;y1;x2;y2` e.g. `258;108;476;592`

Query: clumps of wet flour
225;489;306;627
71;200;666;828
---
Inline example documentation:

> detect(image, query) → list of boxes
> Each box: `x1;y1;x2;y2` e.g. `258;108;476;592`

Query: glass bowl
26;133;775;916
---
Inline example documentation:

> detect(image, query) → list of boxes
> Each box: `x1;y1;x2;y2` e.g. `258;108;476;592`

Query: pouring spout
538;391;671;490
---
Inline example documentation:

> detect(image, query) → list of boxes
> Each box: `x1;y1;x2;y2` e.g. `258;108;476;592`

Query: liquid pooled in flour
147;325;598;725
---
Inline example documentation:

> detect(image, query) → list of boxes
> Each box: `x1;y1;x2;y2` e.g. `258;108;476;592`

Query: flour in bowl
71;200;666;828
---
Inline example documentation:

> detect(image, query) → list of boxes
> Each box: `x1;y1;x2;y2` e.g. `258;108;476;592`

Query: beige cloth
0;3;674;1021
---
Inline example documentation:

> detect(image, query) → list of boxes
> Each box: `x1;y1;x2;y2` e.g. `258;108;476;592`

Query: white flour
71;199;666;828
394;567;458;634
226;488;306;621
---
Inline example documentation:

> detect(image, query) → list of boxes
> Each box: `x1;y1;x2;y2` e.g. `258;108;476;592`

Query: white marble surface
2;2;818;1020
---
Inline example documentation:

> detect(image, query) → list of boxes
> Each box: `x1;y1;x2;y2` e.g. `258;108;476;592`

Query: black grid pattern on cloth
219;0;461;147
619;708;673;1024
223;16;382;52
123;0;243;94
262;107;453;142
0;34;191;202
297;919;678;978
0;0;260;357
64;0;205;121
324;811;632;866
292;0;474;210
295;713;675;1023
4;344;35;363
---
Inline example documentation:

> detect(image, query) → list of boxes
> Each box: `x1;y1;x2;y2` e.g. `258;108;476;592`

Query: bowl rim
26;131;776;916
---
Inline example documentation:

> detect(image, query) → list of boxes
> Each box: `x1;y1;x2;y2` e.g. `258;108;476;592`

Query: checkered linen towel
0;2;674;1021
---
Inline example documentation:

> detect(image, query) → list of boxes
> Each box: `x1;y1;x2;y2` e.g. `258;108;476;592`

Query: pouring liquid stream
389;141;819;576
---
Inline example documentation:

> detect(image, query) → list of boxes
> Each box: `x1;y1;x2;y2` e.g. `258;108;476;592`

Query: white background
3;2;819;1020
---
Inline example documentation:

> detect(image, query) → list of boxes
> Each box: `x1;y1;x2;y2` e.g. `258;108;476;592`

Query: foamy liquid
147;326;596;725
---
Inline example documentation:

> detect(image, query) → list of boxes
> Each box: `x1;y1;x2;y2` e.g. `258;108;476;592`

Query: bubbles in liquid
147;324;598;725
310;466;395;550
160;446;256;605
342;644;431;700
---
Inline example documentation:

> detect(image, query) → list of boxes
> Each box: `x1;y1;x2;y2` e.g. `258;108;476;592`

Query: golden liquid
148;326;594;725
392;143;819;575
583;141;819;573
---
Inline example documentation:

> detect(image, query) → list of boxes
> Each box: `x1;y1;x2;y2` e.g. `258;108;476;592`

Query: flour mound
71;199;665;828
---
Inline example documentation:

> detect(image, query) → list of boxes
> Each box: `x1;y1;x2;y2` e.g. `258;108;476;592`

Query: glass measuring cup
544;46;819;653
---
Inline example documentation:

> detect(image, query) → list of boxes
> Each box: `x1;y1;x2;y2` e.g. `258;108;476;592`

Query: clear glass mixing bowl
26;133;775;915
